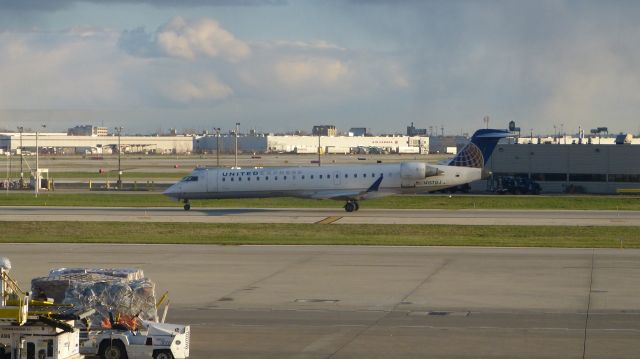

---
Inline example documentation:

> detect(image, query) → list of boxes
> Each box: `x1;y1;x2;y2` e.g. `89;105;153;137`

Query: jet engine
400;162;441;180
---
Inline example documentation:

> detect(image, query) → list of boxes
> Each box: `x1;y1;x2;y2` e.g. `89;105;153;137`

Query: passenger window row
221;173;385;182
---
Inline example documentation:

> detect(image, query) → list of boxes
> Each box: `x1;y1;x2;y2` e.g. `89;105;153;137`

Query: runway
1;206;640;226
3;244;640;358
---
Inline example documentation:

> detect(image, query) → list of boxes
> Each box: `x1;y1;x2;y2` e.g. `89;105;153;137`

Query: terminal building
0;132;193;155
194;134;268;154
194;134;429;154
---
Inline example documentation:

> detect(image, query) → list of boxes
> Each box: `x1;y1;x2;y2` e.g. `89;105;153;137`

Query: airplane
163;128;511;211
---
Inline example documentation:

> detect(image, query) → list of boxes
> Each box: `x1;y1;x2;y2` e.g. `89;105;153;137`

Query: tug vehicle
80;315;190;359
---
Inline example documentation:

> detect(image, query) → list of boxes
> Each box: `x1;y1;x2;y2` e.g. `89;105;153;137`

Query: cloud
327;0;640;134
275;57;349;87
116;16;407;102
2;16;399;113
0;12;438;132
160;76;233;103
0;29;124;109
267;40;346;51
0;0;75;11
0;0;286;12
119;17;251;62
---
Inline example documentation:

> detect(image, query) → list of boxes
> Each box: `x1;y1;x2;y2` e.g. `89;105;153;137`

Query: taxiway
1;206;639;226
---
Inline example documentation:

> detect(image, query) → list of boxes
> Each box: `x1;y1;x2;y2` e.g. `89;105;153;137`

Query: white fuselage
164;162;481;201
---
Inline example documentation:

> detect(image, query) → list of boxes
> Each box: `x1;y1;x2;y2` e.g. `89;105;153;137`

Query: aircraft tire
184;203;191;211
344;202;355;212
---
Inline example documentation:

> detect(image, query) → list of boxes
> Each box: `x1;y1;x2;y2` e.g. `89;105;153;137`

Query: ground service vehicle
0;257;84;359
495;176;541;195
80;319;190;359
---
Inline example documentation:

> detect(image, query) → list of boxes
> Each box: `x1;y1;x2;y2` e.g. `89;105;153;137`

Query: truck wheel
154;350;174;359
99;340;129;359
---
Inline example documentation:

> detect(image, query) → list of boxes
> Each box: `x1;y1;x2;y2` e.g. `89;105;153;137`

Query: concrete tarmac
2;244;639;358
2;206;640;226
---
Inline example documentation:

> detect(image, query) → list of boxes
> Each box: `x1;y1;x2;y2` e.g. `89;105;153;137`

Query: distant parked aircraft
164;129;510;211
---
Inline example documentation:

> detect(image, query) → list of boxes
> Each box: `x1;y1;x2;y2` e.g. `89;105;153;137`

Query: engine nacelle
400;162;425;180
400;162;442;180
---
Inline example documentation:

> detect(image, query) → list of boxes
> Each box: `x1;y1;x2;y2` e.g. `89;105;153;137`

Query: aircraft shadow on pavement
197;208;273;216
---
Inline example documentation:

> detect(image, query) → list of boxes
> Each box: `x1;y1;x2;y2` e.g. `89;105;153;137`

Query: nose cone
163;183;181;199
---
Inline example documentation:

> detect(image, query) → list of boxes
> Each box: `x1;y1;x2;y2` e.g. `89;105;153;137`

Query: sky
0;0;639;135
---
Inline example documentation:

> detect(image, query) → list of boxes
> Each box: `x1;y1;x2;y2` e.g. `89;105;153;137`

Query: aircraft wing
310;190;368;200
307;175;386;201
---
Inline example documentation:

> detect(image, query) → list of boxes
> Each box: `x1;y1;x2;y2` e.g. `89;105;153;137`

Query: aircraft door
333;171;341;185
208;170;218;193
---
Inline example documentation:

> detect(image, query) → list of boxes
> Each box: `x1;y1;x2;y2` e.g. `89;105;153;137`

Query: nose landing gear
183;199;191;211
344;200;359;212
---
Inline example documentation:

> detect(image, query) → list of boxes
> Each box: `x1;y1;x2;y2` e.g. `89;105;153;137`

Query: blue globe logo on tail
450;142;485;168
449;129;512;168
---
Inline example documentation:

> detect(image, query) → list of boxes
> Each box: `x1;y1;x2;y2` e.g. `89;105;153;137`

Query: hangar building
485;142;640;194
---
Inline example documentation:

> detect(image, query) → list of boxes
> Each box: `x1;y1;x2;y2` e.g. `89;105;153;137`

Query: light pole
234;122;240;168
35;124;46;197
5;153;9;195
17;126;23;182
214;128;221;167
115;127;123;190
317;134;321;167
530;129;533;144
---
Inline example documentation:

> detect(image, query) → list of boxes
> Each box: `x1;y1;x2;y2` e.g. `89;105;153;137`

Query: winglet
366;174;384;192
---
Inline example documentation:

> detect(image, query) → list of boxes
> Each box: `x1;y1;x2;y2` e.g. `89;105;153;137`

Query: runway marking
316;216;342;224
293;331;348;357
395;325;640;333
230;324;265;327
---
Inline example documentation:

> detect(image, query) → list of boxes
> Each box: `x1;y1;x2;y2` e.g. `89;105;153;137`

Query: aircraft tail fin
449;129;511;168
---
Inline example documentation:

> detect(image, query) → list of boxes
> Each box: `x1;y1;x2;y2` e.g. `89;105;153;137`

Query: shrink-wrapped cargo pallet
32;268;157;329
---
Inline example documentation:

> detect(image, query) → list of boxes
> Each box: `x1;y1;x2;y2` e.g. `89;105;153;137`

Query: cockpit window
181;176;199;182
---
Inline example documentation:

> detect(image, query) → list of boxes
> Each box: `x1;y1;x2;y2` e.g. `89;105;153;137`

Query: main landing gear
183;199;191;211
344;200;359;213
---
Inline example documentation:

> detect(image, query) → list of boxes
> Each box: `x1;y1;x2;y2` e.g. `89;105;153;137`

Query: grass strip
1;222;637;248
0;193;639;210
